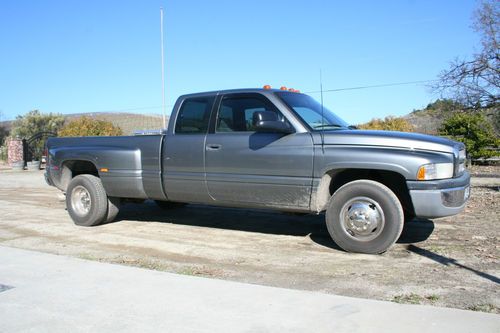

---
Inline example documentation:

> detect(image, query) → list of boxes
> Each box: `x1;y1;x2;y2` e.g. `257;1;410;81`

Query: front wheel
325;180;404;254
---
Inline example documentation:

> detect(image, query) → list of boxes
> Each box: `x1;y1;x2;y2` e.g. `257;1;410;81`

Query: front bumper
406;171;470;218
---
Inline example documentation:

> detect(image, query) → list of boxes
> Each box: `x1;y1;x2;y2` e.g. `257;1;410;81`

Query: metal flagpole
160;7;166;129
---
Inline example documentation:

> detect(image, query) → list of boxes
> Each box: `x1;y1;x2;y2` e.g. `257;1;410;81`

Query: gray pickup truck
46;88;470;254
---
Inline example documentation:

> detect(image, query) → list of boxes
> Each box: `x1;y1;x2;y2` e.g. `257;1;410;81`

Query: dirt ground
0;168;498;313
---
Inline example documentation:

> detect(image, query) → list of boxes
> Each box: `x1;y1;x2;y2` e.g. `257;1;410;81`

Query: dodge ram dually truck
45;88;470;254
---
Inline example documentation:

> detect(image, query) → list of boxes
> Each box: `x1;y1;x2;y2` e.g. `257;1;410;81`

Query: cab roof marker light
280;86;288;90
263;85;271;90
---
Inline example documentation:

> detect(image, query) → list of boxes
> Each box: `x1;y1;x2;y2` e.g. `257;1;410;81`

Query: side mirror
252;111;293;133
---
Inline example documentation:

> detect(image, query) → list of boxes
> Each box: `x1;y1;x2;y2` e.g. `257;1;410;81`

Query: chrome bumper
406;172;470;218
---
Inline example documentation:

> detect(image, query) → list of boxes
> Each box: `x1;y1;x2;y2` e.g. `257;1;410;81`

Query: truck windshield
276;91;349;130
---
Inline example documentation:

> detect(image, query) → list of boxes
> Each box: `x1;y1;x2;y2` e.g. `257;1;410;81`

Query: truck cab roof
178;88;302;99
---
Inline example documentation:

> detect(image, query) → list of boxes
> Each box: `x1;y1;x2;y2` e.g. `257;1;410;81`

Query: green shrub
439;112;499;159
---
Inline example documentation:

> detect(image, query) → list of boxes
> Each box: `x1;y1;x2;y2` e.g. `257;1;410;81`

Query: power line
304;79;437;94
26;80;436;117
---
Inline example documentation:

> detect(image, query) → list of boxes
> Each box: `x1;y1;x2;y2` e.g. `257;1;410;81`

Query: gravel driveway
0;169;498;313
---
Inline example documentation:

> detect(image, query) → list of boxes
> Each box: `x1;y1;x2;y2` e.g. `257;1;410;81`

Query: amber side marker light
100;168;109;173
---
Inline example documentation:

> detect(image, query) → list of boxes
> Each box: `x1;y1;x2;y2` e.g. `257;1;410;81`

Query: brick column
7;137;24;166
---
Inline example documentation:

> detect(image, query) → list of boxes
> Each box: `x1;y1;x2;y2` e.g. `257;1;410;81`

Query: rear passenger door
162;96;214;203
205;93;314;209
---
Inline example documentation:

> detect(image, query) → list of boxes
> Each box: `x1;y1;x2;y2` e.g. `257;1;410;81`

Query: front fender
316;145;454;180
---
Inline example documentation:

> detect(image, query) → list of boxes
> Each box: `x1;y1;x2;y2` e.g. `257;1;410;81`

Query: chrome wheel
340;196;385;242
71;185;92;217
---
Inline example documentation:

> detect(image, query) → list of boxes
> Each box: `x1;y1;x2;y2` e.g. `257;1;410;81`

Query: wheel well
61;160;99;190
316;169;414;216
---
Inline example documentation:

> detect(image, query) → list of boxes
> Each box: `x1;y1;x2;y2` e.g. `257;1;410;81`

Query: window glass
175;97;213;134
276;92;349;130
216;96;280;132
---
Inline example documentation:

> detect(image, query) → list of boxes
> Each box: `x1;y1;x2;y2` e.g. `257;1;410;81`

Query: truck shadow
115;201;435;252
407;244;500;284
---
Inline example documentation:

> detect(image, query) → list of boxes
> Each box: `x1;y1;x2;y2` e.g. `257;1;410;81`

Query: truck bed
46;135;166;200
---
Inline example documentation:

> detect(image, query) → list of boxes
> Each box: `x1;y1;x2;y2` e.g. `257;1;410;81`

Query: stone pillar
7;137;24;166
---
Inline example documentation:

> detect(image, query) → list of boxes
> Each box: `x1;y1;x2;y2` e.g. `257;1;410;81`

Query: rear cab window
175;97;214;134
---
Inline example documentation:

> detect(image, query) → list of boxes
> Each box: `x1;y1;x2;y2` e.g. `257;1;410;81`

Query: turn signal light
416;166;426;180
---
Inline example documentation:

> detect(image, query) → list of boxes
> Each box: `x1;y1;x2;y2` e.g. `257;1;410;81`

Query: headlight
458;149;466;174
417;163;454;180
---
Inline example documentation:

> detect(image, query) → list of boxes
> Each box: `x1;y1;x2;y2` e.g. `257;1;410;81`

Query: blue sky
0;0;479;124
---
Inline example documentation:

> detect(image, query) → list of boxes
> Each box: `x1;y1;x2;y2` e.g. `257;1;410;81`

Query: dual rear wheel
66;175;120;227
66;175;184;226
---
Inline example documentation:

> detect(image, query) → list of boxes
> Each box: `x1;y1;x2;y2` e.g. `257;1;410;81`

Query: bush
58;117;123;137
439;112;499;159
358;116;414;132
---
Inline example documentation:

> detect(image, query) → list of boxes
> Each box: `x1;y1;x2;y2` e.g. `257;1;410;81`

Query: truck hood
322;130;463;154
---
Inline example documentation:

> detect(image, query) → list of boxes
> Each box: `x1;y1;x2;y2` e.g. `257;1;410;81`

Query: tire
154;200;186;210
325;180;404;254
105;197;121;223
66;175;108;227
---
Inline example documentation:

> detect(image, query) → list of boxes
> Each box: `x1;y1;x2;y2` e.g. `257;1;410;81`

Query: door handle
206;144;222;151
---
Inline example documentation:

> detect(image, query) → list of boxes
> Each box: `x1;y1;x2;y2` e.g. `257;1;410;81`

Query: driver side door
205;93;314;209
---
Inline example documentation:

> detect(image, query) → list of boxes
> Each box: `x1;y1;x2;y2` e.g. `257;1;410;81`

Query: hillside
0;112;169;136
404;100;499;135
2;101;498;137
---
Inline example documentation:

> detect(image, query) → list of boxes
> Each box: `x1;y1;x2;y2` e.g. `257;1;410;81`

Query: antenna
319;69;324;142
160;7;166;129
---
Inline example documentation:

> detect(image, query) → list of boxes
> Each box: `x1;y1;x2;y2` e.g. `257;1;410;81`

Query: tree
434;0;499;107
423;99;466;113
0;126;9;162
358;116;414;132
11;110;65;138
0;126;9;146
439;112;499;159
58;116;123;137
11;110;65;161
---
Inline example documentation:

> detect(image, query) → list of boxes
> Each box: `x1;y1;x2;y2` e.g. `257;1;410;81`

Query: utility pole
160;7;166;129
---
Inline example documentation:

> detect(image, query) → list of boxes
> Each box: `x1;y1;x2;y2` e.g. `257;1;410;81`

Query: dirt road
0;170;498;313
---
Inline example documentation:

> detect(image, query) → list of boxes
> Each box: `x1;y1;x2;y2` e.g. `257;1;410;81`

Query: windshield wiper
312;124;345;130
